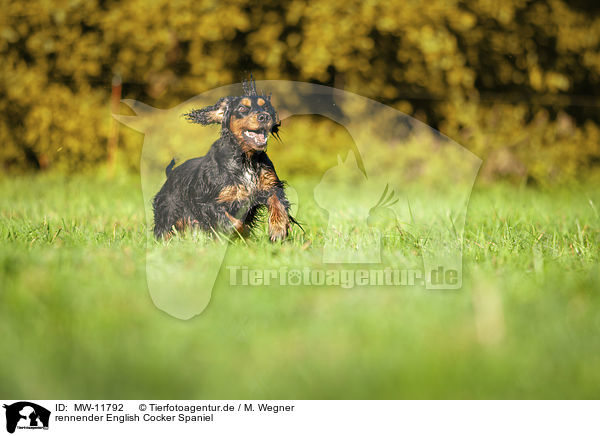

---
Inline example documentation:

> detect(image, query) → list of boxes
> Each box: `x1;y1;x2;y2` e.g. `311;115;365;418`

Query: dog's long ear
184;97;232;125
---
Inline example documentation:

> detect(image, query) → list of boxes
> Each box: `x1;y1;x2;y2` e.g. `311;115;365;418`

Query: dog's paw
269;225;288;242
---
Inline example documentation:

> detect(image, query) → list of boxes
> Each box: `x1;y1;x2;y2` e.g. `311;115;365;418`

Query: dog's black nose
257;112;271;123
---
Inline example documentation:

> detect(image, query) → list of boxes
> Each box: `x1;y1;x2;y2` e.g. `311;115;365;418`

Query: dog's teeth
244;130;267;145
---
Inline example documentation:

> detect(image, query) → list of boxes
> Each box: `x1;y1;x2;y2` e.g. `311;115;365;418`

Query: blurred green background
1;0;600;399
2;0;600;183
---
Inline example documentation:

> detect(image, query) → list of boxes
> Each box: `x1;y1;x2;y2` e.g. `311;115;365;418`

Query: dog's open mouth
243;129;268;147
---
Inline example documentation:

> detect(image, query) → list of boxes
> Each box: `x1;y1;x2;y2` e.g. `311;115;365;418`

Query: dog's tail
165;158;176;178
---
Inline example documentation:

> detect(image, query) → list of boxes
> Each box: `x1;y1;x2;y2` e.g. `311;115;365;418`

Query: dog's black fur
153;78;295;241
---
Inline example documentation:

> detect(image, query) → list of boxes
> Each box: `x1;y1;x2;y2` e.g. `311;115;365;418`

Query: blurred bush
1;0;600;183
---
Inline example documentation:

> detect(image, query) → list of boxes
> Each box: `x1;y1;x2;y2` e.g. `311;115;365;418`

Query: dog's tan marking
258;168;279;191
225;211;246;234
217;185;251;203
175;218;187;231
229;115;245;138
257;98;266;106
229;113;263;155
240;98;251;107
267;194;289;241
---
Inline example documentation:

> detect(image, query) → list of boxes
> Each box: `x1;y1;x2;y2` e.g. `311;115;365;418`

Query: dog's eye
238;106;249;113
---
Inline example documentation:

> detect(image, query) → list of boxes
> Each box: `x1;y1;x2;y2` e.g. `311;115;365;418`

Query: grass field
1;172;599;398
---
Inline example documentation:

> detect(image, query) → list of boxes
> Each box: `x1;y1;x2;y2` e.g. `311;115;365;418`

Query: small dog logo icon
3;402;50;434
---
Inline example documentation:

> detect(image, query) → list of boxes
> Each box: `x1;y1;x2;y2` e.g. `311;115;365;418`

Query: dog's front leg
267;191;290;242
257;167;291;241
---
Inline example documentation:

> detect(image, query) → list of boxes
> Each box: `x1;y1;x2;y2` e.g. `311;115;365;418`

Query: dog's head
184;77;280;153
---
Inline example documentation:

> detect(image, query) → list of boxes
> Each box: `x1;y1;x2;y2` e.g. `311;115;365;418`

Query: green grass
1;172;599;398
